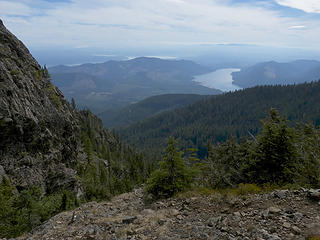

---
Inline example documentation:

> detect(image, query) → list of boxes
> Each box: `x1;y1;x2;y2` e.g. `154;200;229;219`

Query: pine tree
71;98;76;110
146;137;194;198
246;108;298;184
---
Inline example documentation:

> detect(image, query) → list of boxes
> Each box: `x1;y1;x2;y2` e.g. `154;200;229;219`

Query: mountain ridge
48;57;220;113
232;59;320;87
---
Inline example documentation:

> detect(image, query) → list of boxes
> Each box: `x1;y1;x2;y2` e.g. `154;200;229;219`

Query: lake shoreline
193;68;242;92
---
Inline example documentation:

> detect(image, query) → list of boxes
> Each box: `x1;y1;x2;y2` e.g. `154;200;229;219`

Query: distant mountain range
232;60;320;87
49;57;221;113
99;94;210;128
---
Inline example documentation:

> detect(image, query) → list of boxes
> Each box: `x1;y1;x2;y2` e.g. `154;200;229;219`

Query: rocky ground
13;188;320;240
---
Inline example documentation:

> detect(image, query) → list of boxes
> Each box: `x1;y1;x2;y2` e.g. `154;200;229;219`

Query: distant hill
120;81;320;158
232;60;320;88
99;94;210;128
49;57;221;113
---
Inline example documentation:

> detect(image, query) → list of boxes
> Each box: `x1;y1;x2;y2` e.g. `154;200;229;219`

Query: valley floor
19;188;320;240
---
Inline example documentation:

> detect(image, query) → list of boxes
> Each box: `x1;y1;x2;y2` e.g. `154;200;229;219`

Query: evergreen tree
204;138;245;188
71;98;76;110
295;123;320;187
245;109;298;184
146;137;194;198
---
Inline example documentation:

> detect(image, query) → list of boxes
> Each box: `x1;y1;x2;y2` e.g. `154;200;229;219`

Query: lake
193;68;242;92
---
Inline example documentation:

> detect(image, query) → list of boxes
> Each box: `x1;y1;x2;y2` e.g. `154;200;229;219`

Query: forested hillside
120;81;320;158
99;94;210;128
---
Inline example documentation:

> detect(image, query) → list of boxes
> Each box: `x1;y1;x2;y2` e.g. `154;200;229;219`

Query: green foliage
0;178;77;238
46;83;62;110
10;68;19;75
202;109;320;189
294;123;320;186
33;66;50;82
33;70;43;81
42;65;50;79
0;177;17;237
78;111;152;201
71;98;76;110
244;109;298;184
146;137;195;199
101;94;209;128
204;138;250;188
229;183;262;196
120;81;320;159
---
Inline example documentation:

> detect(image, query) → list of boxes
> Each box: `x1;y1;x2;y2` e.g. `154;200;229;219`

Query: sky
1;0;320;65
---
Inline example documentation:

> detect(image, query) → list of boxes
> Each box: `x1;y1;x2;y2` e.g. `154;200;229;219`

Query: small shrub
19;152;28;158
233;183;262;195
33;70;43;81
10;69;19;75
0;178;78;238
46;84;62;110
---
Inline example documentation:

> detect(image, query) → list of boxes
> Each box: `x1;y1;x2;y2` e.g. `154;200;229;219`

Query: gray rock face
0;165;6;181
0;20;83;193
308;189;320;200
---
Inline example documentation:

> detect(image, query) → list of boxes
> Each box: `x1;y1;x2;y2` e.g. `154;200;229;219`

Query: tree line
146;109;320;198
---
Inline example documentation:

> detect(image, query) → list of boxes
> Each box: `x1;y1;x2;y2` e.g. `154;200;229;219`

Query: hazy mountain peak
232;59;320;87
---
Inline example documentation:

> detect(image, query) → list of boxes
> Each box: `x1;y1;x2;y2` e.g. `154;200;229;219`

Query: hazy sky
1;0;320;50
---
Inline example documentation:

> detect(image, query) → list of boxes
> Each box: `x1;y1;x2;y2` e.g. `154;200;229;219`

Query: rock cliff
0;19;84;194
0;19;147;201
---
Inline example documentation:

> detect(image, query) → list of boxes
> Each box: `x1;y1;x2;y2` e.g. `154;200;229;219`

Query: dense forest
146;109;320;199
99;94;210;128
120;81;320;158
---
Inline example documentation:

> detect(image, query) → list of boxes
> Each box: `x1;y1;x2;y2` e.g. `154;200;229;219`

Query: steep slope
99;94;210;128
0;20;149;237
0;19;82;193
120;82;320;157
232;60;320;87
48;57;220;113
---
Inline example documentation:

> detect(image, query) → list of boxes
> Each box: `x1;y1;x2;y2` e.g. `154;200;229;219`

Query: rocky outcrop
0;20;148;203
0;20;84;193
19;188;320;240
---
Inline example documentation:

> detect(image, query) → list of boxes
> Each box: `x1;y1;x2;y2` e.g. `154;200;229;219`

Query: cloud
288;25;306;29
93;54;117;57
1;0;320;50
0;1;32;16
274;0;320;13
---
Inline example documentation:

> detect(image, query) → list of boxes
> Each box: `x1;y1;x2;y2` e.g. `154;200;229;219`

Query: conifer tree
246;108;297;184
146;137;194;198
